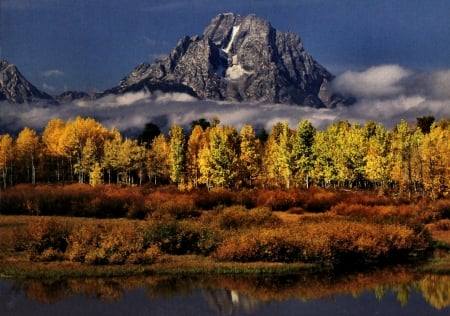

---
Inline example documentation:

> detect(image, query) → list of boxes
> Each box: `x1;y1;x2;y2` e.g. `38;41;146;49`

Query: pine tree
292;119;316;188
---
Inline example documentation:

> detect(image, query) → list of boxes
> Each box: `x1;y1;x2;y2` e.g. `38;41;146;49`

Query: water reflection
2;267;450;315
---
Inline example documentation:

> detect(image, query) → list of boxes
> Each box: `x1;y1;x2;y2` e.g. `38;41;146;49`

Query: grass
0;254;315;280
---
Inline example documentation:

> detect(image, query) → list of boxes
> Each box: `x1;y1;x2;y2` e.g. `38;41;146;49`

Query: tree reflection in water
2;267;450;313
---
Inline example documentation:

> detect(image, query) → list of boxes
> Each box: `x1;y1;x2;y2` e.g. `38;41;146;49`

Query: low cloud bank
1;65;449;135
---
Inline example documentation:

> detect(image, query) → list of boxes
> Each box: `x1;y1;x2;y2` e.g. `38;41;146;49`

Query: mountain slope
117;13;340;107
0;60;56;104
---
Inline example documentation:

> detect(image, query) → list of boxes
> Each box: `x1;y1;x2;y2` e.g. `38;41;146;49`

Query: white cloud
331;65;410;99
42;83;57;92
1;65;450;136
42;69;64;78
429;70;450;100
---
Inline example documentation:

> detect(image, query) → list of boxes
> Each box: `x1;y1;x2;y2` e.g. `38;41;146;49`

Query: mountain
100;62;198;98
116;13;343;107
0;60;56;104
56;91;92;103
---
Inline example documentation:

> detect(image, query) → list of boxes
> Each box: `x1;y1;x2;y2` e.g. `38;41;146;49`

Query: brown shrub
17;217;71;261
304;188;340;213
145;191;199;219
255;189;307;211
194;188;235;210
435;219;450;231
216;206;281;230
432;199;450;219
213;217;430;266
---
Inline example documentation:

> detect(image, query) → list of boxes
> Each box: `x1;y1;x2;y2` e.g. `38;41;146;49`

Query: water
1;268;450;315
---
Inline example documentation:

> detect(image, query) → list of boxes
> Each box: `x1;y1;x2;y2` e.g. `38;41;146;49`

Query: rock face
118;13;339;107
0;60;55;104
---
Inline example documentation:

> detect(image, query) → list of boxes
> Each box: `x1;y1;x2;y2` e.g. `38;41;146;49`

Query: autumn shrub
287;207;305;214
216;206;281;230
67;221;155;265
194;188;235;210
232;190;257;209
0;184;38;215
338;191;393;206
15;217;71;261
433;199;450;219
330;202;437;227
145;191;199;219
213;218;430;266
255;189;307;211
303;188;340;213
435;219;450;231
143;219;220;255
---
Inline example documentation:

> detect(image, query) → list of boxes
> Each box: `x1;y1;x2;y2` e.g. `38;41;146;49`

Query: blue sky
2;0;450;94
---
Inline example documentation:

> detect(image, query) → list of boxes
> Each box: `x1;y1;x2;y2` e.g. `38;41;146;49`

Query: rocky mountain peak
0;59;55;104
114;13;341;107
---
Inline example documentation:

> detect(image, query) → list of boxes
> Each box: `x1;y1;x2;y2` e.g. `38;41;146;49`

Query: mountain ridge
117;13;343;107
0;60;56;104
1;13;350;107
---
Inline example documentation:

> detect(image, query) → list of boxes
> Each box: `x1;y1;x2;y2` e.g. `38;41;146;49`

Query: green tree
292;119;316;188
137;122;161;147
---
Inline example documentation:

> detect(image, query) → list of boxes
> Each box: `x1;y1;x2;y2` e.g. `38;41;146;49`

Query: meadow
2;184;450;278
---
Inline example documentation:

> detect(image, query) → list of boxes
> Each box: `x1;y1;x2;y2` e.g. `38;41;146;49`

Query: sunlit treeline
0;116;449;198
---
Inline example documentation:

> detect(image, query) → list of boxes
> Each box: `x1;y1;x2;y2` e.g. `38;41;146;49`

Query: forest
0;115;448;199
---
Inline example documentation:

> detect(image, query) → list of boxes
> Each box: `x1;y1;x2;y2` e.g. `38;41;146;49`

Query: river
1;267;450;315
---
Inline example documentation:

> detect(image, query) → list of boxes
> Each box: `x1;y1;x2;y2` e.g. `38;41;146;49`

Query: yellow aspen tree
364;123;391;189
118;138;146;186
147;134;170;185
62;117;110;183
262;122;285;188
168;124;186;186
102;129;123;184
186;125;208;188
15;127;41;184
42;118;67;182
421;124;450;199
239;124;260;187
389;120;423;197
311;125;339;188
0;134;13;188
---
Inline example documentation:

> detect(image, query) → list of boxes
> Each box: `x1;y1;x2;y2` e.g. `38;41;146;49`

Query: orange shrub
255;189;307;211
145;191;199;219
213;218;430;266
304;188;340;213
216;206;281;230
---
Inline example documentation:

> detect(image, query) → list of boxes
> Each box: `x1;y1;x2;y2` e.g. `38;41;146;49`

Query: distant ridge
0;60;56;104
1;14;352;107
